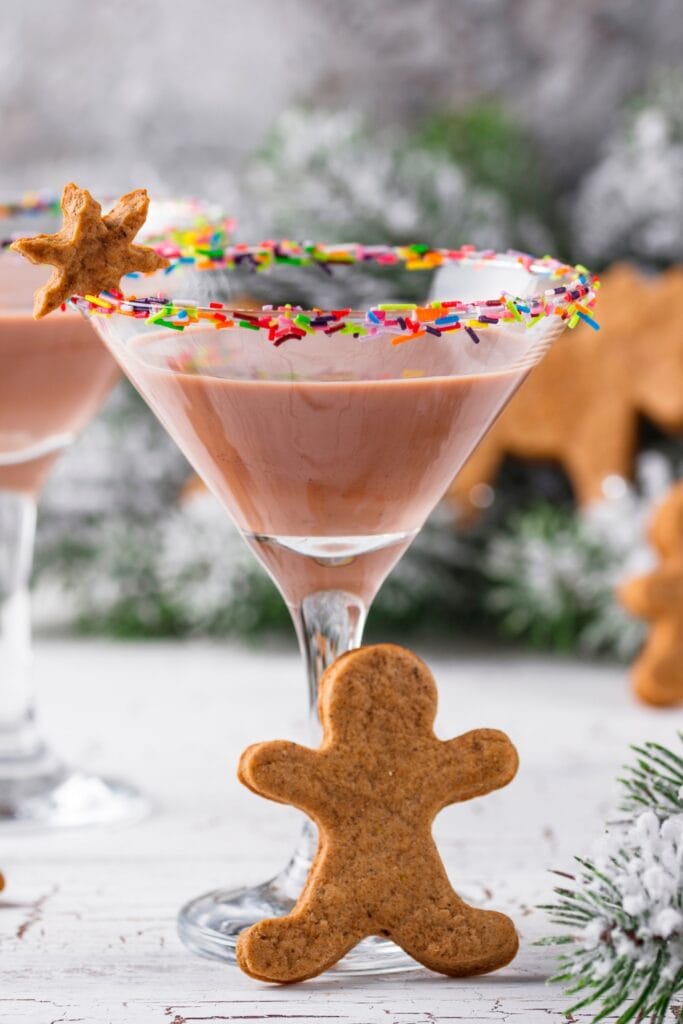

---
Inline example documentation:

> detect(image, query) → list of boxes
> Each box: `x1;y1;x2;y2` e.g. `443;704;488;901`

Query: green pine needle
619;735;683;820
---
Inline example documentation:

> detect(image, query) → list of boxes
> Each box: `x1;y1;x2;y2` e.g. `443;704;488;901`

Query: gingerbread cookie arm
103;188;151;236
238;740;326;813
10;233;60;267
436;729;518;805
619;573;682;618
127;243;170;275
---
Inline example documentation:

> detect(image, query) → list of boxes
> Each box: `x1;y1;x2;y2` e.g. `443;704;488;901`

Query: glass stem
293;588;367;739
0;490;42;765
273;589;367;888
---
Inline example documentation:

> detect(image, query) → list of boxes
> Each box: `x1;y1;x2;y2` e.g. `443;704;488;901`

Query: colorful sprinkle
0;192;61;222
63;243;599;348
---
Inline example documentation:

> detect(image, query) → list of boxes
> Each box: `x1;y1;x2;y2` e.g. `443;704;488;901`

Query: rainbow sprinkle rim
0;192;62;221
72;243;599;347
0;192;234;253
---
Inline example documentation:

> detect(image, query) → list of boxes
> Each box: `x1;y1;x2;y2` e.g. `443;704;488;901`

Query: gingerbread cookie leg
38;269;76;320
389;888;518;977
632;655;683;707
236;881;365;983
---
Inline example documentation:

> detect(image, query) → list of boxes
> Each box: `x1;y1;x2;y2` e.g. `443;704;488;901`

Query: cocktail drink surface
80;242;597;972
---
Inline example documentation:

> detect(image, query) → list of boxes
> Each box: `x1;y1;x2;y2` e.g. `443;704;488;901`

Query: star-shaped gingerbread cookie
237;643;519;982
10;182;169;318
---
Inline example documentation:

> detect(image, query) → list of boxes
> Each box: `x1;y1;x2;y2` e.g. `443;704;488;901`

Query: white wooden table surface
0;638;679;1024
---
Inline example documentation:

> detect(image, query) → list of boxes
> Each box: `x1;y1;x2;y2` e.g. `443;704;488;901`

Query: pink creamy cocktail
125;329;528;609
0;310;118;495
78;240;598;973
0;256;119;494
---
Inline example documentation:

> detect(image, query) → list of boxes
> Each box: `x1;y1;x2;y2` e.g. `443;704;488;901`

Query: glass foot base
0;765;150;829
178;881;419;975
178;825;496;975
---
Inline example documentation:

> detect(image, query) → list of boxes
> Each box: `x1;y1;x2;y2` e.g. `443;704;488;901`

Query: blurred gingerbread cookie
619;482;683;707
11;182;169;318
450;264;683;518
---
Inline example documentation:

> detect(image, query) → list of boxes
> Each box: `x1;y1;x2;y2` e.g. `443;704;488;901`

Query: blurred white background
1;0;681;197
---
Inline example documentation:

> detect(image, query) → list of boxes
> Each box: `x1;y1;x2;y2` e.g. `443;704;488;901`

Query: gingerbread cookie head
10;182;169;318
318;644;438;744
237;643;519;982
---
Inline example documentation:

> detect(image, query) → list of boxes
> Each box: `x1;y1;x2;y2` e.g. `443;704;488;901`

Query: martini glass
78;243;597;970
0;196;230;827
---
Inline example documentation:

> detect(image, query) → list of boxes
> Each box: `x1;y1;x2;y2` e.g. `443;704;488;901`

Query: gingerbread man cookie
10;182;169;318
619;482;683;707
237;643;519;982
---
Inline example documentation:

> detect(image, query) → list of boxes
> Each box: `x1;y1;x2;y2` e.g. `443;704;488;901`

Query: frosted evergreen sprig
484;451;679;659
542;740;683;1023
620;735;683;822
573;72;683;265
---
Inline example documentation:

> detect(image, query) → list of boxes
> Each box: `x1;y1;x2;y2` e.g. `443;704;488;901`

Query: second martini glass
0;196;231;827
78;243;597;971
